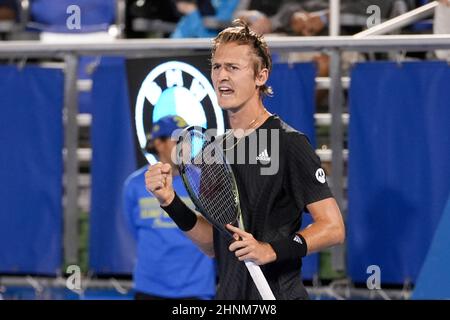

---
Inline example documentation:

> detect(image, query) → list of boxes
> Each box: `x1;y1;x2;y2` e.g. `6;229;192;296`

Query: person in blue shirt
171;0;240;38
123;115;216;300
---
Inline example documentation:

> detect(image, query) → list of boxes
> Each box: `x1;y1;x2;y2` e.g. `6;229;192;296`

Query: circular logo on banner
315;168;326;184
135;61;225;164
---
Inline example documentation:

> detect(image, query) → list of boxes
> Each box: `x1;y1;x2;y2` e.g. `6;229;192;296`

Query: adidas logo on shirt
256;149;271;163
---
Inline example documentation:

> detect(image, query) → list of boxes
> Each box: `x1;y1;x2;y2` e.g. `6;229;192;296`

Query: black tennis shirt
214;115;333;300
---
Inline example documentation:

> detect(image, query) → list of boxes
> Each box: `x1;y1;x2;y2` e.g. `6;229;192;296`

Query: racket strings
181;132;238;225
185;160;236;224
204;165;236;224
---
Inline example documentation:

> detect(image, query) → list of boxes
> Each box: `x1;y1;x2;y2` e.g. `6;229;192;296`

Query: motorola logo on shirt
315;168;326;184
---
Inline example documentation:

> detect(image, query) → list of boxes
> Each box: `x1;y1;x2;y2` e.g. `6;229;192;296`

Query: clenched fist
145;162;175;206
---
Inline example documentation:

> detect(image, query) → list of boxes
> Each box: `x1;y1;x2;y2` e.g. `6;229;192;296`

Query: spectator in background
237;0;415;101
126;0;181;38
0;0;17;40
237;0;328;36
29;0;116;33
171;0;239;38
434;0;450;60
236;1;403;88
0;0;17;21
123;115;216;300
237;0;415;36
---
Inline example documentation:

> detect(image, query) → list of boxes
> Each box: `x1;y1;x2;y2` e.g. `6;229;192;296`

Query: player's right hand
145;162;175;206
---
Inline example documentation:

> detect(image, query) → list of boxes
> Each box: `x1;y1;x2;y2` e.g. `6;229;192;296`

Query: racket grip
244;260;276;300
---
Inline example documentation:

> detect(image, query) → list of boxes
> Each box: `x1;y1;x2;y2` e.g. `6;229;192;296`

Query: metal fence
1;33;450;282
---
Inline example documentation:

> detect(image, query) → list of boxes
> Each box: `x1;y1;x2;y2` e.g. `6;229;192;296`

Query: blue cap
145;115;188;152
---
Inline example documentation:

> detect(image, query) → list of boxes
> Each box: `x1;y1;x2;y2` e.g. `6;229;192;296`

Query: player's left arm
227;197;345;264
299;197;345;254
286;133;345;255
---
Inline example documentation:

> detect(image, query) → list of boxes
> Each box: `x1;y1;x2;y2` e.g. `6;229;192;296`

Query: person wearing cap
122;115;216;300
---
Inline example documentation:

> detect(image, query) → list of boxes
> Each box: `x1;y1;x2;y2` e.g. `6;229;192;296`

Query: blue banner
0;66;64;274
268;62;318;280
89;58;137;274
348;62;450;284
267;62;316;145
413;194;450;299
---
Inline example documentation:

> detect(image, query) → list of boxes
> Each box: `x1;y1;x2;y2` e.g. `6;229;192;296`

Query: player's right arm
185;215;215;257
145;162;215;257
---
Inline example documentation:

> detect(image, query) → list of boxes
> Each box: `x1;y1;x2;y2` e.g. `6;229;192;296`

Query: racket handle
244;260;276;300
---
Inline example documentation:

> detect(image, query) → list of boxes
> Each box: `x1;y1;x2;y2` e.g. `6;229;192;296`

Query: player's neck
227;101;270;132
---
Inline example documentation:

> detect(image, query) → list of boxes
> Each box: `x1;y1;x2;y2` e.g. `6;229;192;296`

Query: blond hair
211;19;273;98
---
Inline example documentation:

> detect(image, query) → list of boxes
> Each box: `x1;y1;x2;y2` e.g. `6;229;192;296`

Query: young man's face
211;42;267;111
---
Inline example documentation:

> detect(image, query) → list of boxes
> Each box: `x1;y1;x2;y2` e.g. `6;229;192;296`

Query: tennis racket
176;125;276;300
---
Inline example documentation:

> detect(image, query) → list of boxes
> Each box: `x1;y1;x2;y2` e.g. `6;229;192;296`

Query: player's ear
255;67;269;87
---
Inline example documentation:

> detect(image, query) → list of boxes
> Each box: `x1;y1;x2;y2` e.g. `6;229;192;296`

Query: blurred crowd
1;0;448;113
0;1;448;39
0;1;448;65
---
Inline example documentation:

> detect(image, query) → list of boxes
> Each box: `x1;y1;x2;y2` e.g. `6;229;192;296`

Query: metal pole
1;35;450;57
63;54;79;267
329;0;345;273
329;48;345;272
330;0;340;36
353;1;438;38
115;0;126;38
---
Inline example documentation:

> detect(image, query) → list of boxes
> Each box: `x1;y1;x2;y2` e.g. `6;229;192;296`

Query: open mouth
218;86;234;97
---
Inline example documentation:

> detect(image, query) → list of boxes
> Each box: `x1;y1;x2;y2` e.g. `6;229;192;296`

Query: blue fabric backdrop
348;62;450;284
413;194;450;299
267;62;316;145
89;58;137;274
267;62;318;280
0;66;64;274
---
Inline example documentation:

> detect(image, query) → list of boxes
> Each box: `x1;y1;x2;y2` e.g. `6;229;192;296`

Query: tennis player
145;20;345;300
